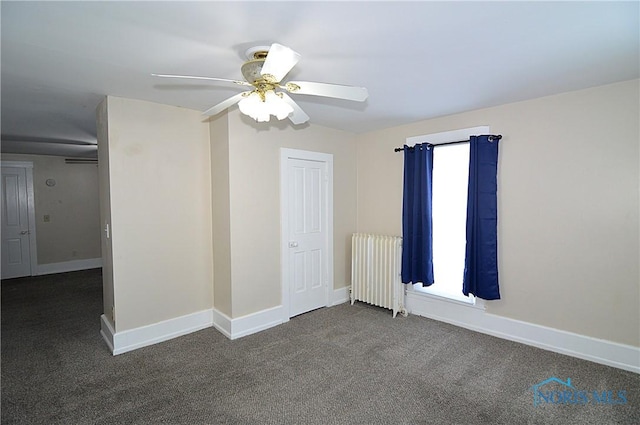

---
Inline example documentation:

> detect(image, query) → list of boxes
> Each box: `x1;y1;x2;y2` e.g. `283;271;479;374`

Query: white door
1;166;33;279
281;150;333;318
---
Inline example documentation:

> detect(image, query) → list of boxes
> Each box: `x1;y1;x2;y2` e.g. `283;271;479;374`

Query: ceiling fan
152;43;368;125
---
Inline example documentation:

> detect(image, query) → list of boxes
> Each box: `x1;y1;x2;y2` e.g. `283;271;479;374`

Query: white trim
331;285;351;306
406;290;640;374
1;161;34;169
211;308;232;339
1;160;38;276
36;257;102;275
98;299;346;353
210;286;353;341
212;305;284;340
406;125;490;146
100;314;115;353
407;285;485;309
103;309;214;355
24;165;38;275
279;148;334;322
326;159;335;311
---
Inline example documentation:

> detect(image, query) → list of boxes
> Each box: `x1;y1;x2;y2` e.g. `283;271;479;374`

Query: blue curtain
401;143;434;286
463;135;500;300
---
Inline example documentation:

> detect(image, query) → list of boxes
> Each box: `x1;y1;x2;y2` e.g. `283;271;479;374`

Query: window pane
420;143;473;303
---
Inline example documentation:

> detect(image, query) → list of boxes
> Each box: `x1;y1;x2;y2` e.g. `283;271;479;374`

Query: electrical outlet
43;214;50;222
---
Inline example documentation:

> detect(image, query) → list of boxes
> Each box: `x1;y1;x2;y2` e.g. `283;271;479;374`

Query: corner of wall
96;96;115;331
209;113;233;317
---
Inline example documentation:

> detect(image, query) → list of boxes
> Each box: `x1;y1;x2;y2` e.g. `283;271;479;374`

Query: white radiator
350;233;406;317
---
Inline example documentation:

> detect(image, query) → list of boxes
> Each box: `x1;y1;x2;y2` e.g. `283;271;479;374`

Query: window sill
405;285;486;311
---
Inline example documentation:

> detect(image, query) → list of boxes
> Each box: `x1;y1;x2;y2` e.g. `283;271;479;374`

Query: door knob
288;241;299;248
20;230;29;235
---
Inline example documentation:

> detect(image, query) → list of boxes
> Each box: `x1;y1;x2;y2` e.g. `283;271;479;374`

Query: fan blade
284;81;368;102
260;43;301;83
280;93;310;125
152;74;251;86
202;92;250;116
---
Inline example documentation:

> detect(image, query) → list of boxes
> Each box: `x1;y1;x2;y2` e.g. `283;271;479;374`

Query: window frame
404;126;490;309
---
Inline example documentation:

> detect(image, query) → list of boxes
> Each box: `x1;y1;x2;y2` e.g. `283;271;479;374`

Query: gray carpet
2;269;639;424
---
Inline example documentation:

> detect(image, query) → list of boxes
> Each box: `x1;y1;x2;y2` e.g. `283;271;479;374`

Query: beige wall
355;79;640;347
224;110;357;318
1;153;101;265
99;97;357;327
96;99;115;324
104;96;213;332
96;80;637;349
210;112;233;317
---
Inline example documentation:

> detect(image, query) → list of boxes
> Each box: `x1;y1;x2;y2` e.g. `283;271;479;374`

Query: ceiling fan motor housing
241;58;266;83
241;47;271;84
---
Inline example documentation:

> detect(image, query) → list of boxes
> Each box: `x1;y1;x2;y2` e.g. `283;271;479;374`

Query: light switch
43;214;50;222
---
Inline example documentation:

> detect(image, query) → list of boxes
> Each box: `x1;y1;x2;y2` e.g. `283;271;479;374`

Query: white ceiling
2;1;638;158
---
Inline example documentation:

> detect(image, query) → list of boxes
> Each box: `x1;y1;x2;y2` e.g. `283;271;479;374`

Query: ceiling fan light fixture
238;92;266;121
264;90;294;120
238;90;293;122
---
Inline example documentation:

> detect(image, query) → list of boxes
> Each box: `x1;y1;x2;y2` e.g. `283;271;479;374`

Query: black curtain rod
394;134;502;152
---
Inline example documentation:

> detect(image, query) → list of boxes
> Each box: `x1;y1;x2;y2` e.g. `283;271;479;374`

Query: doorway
280;149;333;319
1;161;37;279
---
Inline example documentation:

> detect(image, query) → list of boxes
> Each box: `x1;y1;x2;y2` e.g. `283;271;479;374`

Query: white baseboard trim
102;309;213;355
405;290;640;374
331;285;350;306
100;314;115;353
212;288;351;340
212;305;284;340
211;308;232;339
100;285;353;352
37;258;102;275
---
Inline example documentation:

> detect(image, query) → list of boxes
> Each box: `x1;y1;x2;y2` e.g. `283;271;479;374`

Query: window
405;126;489;305
422;142;474;303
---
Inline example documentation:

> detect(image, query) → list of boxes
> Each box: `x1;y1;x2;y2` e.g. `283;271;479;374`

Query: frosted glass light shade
264;90;294;120
238;92;269;122
238;90;293;122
